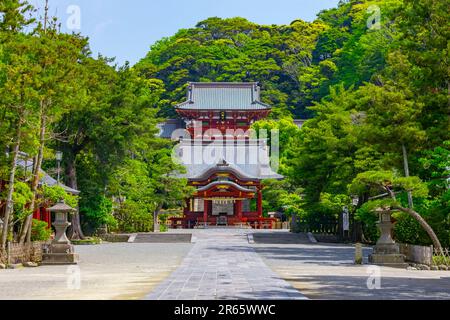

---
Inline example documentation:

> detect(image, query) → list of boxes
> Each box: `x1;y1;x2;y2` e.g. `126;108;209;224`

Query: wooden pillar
33;208;40;221
184;199;190;216
257;190;263;218
44;208;51;229
203;199;208;226
236;200;243;220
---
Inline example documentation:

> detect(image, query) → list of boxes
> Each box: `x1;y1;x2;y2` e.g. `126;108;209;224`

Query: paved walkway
254;242;450;300
145;229;307;300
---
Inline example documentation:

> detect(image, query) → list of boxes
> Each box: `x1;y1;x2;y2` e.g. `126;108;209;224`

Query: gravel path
0;242;192;300
145;229;307;300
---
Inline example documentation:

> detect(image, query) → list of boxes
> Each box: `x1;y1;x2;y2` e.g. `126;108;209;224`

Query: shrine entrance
212;200;234;216
168;83;284;229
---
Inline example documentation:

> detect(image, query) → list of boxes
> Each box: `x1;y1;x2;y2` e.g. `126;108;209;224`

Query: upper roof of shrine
176;82;271;111
176;158;284;182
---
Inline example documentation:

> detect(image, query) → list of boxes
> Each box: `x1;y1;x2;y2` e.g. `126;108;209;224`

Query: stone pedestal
42;243;79;265
369;210;408;268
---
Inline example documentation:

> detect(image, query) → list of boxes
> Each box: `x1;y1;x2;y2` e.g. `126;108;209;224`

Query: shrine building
166;82;283;229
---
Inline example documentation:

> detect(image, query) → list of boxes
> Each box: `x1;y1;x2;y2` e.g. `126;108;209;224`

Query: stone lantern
369;207;407;268
41;200;79;265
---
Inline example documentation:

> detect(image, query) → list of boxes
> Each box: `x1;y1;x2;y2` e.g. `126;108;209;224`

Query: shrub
31;219;52;242
159;224;168;232
81;196;118;231
355;204;379;244
72;237;102;245
393;212;429;245
433;255;450;266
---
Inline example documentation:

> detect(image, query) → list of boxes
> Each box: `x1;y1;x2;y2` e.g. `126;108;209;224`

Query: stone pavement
145;229;307;300
254;242;450;300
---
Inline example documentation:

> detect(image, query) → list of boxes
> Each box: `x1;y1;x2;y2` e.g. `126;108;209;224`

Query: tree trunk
386;186;442;253
402;144;414;209
1;120;22;249
395;206;443;254
19;106;46;244
66;157;84;240
153;205;162;233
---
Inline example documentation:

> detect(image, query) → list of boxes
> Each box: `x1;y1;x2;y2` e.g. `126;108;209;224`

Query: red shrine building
0;152;79;230
167;82;283;229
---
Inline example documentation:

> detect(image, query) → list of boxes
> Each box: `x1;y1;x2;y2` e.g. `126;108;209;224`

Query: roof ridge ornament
175;81;271;111
217;159;229;167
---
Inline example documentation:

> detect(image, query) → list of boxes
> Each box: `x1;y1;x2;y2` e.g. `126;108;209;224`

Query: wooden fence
291;215;363;243
292;217;339;235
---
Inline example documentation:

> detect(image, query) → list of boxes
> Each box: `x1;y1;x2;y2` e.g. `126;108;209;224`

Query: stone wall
399;243;433;266
0;242;48;265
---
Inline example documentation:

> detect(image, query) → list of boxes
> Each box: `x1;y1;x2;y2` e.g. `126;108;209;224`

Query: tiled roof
157;119;186;139
16;159;80;195
197;181;256;193
176;82;271;111
174;139;284;181
177;160;284;181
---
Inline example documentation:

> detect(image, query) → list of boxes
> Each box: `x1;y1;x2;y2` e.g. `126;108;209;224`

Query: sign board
342;206;350;231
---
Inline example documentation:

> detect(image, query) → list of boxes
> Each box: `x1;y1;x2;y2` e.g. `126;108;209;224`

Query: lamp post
41;200;79;265
55;151;63;185
368;207;407;268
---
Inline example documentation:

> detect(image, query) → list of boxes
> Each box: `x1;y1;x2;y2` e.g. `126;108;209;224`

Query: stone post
355;243;363;264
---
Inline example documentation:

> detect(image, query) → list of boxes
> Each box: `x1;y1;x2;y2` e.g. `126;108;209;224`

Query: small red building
0;154;80;229
169;82;283;229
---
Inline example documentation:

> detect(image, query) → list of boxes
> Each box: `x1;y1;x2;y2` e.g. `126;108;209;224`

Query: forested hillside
0;0;192;244
137;0;449;247
1;0;448;247
136;0;402;119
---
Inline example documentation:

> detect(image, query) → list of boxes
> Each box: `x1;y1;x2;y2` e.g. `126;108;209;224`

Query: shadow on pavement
283;274;450;300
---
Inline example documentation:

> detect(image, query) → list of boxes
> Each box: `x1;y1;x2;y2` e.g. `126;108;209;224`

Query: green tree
19;13;89;244
350;170;443;252
0;1;38;249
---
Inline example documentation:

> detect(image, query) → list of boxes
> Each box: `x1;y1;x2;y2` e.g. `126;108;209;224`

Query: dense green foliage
136;17;330;118
0;1;192;241
135;0;449;246
30;219;51;242
285;0;448;246
1;0;448;246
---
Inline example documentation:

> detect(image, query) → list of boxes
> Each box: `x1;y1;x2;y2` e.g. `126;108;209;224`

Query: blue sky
29;0;340;65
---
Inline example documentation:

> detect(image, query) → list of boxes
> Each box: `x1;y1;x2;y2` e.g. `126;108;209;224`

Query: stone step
133;233;192;243
252;232;310;244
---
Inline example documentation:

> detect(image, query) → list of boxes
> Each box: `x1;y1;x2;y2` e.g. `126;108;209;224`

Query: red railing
169;216;276;229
